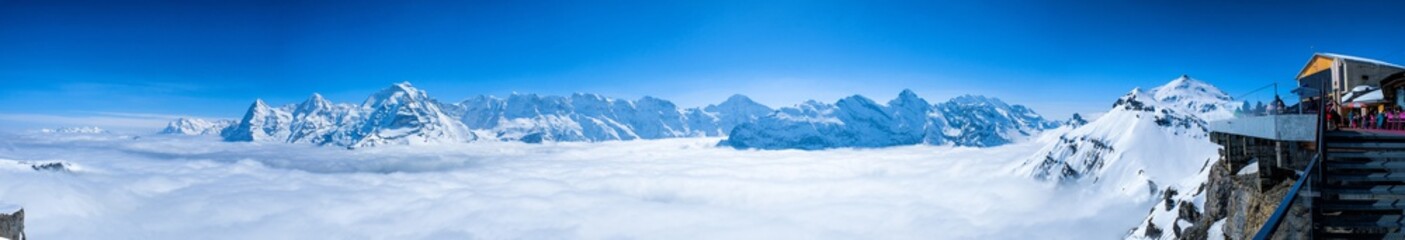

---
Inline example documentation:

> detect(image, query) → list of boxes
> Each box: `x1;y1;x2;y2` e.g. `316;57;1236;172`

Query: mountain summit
1149;75;1238;121
343;82;474;148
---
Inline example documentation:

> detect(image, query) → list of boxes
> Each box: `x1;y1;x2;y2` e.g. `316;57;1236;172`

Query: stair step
1318;214;1405;227
1326;131;1405;142
1329;173;1405;182
1322;200;1405;211
1327;186;1405;200
1330;151;1405;159
1329;142;1405;150
1326;161;1405;171
1313;232;1405;240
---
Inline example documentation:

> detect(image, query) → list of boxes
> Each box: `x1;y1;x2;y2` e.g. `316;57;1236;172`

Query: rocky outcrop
0;207;22;240
1133;158;1294;240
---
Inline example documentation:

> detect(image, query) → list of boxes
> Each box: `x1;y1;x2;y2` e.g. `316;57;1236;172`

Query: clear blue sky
2;0;1404;131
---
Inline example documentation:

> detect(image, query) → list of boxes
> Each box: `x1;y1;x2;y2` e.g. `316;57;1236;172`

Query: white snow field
0;132;1151;239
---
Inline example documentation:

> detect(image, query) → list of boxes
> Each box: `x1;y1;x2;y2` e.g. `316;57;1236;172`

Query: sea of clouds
0;132;1151;239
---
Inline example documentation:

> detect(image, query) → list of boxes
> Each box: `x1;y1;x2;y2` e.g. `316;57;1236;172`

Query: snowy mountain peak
1112;88;1155;111
364;82;430;108
571;92;609;101
308;93;328;103
897;89;920;99
1152;75;1230;101
1066;113;1088;127
637;96;671;105
252;98;271;110
223;98;294;142
720;94;759;106
946;94;1012;109
889;89;928;104
348;82;473;148
297;93;333;112
837;94;878;106
1148;76;1237;121
708;94;772;115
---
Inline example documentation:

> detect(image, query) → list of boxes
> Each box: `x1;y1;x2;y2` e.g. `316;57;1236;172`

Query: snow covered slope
1019;87;1216;197
1015;76;1242;240
721;90;1060;150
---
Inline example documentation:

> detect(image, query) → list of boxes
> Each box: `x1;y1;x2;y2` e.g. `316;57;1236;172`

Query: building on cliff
1212;53;1405;239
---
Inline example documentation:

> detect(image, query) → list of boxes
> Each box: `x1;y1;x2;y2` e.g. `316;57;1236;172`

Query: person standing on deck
1378;108;1386;129
1349;109;1357;128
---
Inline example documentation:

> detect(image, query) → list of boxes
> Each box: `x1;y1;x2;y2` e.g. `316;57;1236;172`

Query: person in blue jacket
1378;109;1387;129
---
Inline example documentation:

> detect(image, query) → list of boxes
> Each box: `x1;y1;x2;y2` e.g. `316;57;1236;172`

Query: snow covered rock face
937;95;1061;147
222;99;293;142
286;93;362;145
159;118;235;135
701;94;775;136
1066;113;1089;127
217;82;475;148
1021;88;1215;193
340;83;473;148
722;90;1059;150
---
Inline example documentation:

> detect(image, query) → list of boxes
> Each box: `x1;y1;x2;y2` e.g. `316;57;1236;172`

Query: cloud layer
0;133;1150;239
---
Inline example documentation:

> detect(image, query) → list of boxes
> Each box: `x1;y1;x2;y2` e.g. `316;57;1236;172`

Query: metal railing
1252;75;1330;240
1251;154;1319;240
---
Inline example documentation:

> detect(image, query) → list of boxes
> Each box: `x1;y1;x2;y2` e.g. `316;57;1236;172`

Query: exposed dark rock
1144;217;1164;239
1163;188;1179;210
0;207;22;240
30;162;70;172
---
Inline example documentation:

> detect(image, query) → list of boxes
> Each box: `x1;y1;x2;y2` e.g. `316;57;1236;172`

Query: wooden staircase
1318;130;1405;239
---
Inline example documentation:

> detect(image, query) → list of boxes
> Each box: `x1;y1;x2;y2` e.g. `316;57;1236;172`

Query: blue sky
2;0;1405;131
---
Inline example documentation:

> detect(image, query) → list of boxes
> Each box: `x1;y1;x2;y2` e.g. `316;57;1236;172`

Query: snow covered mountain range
166;82;1061;149
39;126;111;134
721;90;1059;150
160;118;235;135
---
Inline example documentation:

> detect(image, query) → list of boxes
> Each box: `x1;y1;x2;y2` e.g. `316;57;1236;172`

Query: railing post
1312;75;1329;238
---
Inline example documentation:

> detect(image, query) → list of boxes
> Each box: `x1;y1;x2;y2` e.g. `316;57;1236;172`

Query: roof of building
1319;52;1405;69
1297;53;1405;80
